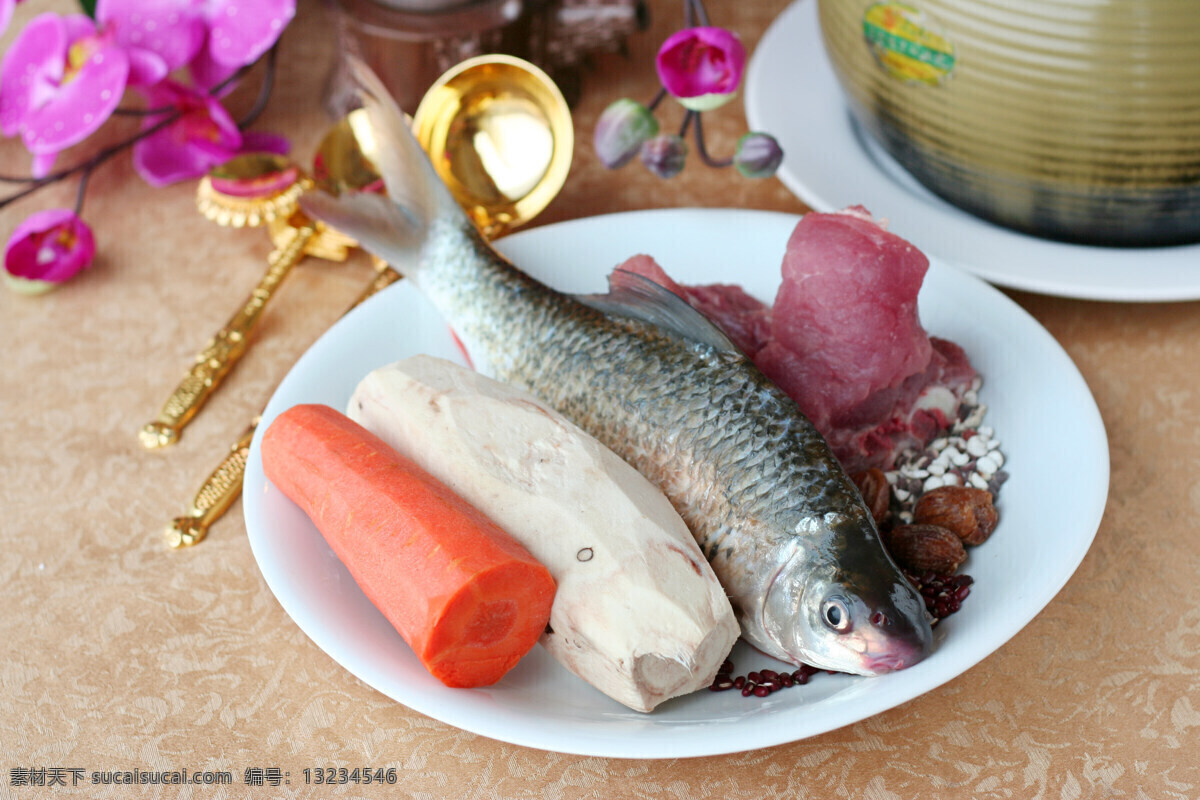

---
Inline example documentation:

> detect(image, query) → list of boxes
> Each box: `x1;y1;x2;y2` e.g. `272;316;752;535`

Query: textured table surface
2;0;1198;797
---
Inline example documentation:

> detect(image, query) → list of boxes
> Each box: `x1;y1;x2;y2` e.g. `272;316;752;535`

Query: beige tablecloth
3;0;1199;797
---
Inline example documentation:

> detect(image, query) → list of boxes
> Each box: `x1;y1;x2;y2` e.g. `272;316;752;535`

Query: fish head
762;512;933;676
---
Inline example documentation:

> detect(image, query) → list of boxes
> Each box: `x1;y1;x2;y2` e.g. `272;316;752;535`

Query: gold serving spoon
165;55;573;548
139;148;358;450
412;54;573;240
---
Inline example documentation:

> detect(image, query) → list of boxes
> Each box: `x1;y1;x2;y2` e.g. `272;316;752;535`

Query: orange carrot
261;403;555;688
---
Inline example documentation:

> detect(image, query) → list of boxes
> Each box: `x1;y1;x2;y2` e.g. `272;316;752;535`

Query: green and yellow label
862;3;956;86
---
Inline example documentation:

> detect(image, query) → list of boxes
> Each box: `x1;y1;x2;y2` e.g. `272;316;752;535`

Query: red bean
714;659;840;699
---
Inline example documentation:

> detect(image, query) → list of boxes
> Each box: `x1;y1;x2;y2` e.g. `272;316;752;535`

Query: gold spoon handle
139;223;317;449
165;423;258;548
166;264;402;548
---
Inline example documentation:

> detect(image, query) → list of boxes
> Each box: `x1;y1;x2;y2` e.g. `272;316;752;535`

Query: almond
883;524;967;574
913;486;998;546
851;468;890;525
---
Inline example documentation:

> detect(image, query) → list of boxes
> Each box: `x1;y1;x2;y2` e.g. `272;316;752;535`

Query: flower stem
679;110;696;138
688;0;710;27
693;114;733;168
112;105;176;118
0;110;181;210
647;87;668;113
237;45;277;129
74;168;92;216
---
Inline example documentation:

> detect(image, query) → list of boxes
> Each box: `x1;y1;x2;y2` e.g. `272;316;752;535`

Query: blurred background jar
324;0;647;114
818;0;1200;247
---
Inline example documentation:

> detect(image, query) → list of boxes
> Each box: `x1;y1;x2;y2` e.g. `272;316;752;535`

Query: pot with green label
818;0;1200;247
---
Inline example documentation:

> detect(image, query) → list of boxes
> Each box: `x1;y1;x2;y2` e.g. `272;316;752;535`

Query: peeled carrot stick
261;403;555;688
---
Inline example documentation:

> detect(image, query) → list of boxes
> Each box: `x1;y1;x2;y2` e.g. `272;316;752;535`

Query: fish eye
821;596;852;633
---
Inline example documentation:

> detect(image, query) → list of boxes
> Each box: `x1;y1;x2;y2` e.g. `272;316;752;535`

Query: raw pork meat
613;208;976;472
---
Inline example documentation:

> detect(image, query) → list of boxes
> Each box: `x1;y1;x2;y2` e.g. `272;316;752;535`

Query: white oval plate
744;0;1200;302
243;209;1109;758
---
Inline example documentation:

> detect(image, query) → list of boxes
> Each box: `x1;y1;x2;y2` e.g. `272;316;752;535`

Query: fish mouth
859;644;926;675
853;615;933;675
794;636;917;677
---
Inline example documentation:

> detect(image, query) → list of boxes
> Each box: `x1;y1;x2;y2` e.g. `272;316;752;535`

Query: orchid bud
656;27;746;112
734;132;783;178
640;133;688;179
3;209;96;294
594;98;660;169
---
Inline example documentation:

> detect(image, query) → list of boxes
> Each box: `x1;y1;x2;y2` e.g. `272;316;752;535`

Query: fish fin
299;56;462;271
575;269;739;353
300;192;422;276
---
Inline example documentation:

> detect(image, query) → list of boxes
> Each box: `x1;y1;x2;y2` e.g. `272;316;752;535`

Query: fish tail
299;57;464;278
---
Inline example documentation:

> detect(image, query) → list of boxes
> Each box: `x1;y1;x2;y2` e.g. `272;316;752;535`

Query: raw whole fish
301;61;933;675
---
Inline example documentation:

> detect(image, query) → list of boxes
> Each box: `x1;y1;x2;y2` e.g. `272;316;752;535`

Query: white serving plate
244;209;1109;757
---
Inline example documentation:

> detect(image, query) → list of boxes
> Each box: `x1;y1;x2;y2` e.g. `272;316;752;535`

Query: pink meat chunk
611;208;977;472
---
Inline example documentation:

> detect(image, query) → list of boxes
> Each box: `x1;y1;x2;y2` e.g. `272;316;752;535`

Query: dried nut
883;524;968;574
913;485;998;546
851;468;890;525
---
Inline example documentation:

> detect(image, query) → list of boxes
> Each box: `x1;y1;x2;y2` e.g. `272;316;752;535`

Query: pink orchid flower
3;208;96;294
132;79;287;186
0;12;130;177
203;0;295;69
188;0;296;91
655;26;746;111
95;0;294;92
1;0;22;37
95;0;206;87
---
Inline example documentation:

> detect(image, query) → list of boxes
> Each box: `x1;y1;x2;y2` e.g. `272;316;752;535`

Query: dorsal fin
574;269;739;353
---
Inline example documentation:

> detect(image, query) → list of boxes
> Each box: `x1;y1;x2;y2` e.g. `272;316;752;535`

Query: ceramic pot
818;0;1200;246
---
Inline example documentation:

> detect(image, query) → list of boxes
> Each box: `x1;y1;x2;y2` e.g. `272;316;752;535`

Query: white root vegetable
348;355;739;712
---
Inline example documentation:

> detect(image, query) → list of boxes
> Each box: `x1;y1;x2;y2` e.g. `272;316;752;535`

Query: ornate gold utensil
165;422;258;548
412;54;573;238
139;150;359;450
166;261;399;547
166;259;400;547
166;113;391;547
195;155;308;227
167;56;574;546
